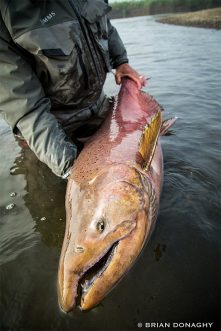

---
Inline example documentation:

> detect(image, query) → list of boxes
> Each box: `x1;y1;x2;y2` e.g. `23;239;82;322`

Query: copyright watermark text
137;322;213;329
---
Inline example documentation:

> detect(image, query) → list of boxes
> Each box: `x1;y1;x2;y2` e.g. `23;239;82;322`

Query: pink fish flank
73;78;163;197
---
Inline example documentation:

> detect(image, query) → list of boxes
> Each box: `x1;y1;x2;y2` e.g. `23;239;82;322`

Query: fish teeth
81;280;91;292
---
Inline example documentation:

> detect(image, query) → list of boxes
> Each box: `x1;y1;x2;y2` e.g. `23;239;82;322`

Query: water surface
0;16;220;331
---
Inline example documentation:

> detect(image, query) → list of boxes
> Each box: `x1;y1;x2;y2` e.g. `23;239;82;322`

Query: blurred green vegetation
110;0;221;17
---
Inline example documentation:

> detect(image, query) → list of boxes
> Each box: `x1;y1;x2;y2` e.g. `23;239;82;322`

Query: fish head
58;165;152;312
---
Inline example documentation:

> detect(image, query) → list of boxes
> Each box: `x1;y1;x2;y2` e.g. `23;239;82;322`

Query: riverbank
110;0;221;19
156;7;221;29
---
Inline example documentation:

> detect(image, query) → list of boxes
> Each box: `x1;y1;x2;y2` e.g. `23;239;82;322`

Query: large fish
57;78;176;312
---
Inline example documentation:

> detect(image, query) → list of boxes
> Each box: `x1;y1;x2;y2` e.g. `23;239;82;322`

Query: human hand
115;63;146;89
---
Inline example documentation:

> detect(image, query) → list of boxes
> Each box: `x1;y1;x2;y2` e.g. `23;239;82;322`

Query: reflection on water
0;15;220;331
9;139;66;249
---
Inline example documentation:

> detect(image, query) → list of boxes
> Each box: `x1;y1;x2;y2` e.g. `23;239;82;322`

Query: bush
111;0;221;15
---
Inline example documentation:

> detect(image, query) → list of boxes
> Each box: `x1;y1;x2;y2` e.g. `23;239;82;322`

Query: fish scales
70;80;162;184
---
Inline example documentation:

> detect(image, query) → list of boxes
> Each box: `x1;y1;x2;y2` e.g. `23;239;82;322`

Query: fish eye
96;219;105;233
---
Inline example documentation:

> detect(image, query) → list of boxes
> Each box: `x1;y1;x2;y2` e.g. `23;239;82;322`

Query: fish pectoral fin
160;117;178;136
138;111;162;171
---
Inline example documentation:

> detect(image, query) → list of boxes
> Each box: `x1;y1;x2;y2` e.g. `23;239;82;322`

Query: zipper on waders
68;0;101;84
76;44;89;89
86;26;109;75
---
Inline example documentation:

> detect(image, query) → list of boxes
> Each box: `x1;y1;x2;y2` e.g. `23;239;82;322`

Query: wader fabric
0;0;128;176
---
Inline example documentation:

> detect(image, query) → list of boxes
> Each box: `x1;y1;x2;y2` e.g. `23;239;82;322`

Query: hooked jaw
58;242;119;313
57;210;148;312
57;240;121;313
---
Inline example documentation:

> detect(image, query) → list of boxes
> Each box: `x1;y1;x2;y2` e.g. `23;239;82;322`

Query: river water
0;16;220;331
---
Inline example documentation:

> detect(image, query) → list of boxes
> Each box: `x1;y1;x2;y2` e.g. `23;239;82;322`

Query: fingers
114;63;149;89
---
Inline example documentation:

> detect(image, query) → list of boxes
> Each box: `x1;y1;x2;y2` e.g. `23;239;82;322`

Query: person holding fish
0;0;145;178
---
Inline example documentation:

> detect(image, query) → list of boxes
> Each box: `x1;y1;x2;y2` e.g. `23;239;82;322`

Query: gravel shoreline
156;7;221;29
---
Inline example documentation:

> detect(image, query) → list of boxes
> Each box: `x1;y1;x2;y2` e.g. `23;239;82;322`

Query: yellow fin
138;111;162;170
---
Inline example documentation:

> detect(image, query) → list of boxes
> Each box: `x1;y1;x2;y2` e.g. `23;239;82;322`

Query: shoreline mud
156;7;221;29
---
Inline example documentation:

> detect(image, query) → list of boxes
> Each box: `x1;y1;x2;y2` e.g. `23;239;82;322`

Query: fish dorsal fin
138;111;162;170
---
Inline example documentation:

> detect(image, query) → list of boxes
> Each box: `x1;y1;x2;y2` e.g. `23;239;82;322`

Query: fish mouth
58;219;137;312
78;241;119;307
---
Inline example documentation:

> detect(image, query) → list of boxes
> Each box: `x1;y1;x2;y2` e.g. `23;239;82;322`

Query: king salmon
57;78;176;312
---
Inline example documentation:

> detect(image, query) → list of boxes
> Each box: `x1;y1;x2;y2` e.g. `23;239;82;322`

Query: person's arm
107;18;146;89
107;18;128;69
0;26;77;178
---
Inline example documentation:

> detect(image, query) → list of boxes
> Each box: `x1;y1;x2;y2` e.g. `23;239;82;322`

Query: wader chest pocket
14;20;88;88
14;21;78;57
